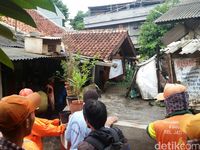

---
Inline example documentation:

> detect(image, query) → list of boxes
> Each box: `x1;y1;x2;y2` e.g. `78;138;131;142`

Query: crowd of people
0;83;200;150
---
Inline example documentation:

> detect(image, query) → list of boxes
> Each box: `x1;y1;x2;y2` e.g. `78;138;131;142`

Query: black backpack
85;127;130;150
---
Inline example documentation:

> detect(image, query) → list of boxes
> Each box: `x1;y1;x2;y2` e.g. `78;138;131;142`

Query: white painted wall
25;37;43;54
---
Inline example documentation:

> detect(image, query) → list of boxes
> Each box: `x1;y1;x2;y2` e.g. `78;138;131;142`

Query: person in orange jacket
147;83;193;150
20;88;66;150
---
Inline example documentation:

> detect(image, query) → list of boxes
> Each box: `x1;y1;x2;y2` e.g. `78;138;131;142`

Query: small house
63;29;137;89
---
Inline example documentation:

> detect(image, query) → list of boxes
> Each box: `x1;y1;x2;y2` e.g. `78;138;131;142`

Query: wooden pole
125;66;139;98
156;45;162;93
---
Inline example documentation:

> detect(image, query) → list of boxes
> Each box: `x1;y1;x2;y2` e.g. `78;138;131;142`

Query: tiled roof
63;29;136;60
28;10;66;36
1;10;66;36
1;16;39;34
155;0;200;24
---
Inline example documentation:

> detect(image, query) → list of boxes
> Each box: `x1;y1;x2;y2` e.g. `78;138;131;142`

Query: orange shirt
148;114;193;150
23;117;65;150
23;138;40;150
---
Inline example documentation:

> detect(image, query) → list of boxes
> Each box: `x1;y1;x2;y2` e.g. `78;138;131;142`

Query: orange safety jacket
23;138;40;150
23;117;65;150
148;114;193;150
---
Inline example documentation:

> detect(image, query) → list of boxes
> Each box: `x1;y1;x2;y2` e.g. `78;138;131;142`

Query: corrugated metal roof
0;35;24;48
155;0;200;24
1;47;65;61
162;39;200;54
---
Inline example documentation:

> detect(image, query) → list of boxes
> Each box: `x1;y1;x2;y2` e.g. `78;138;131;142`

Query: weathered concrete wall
114;121;156;150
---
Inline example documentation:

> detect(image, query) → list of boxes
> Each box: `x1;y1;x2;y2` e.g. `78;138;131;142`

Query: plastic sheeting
109;59;123;79
136;56;158;99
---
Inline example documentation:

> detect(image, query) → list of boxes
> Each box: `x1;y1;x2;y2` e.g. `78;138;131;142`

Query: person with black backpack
78;100;130;150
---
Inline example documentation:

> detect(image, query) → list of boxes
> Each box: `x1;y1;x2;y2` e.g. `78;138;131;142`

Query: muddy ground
102;84;165;125
101;94;165;125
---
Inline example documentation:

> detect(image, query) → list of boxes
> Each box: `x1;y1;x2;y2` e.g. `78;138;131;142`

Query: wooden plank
161;24;188;46
125;66;139;98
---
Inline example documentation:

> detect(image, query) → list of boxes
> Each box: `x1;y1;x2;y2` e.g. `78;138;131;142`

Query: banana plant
0;0;56;69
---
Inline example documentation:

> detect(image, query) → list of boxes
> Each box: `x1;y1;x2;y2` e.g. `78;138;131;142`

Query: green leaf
0;48;14;70
0;0;36;27
10;0;37;9
11;0;56;13
0;23;15;41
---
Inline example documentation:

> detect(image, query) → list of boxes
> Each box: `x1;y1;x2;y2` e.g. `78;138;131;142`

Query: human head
83;100;107;130
19;88;33;96
156;83;189;116
0;93;40;137
83;89;100;103
19;88;41;107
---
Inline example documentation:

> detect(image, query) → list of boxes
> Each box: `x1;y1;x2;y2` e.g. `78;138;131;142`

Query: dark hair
83;100;107;130
83;90;99;103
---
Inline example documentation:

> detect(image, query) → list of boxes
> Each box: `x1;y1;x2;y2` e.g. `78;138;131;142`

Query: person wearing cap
147;83;193;150
19;88;66;150
180;113;200;149
0;93;40;150
65;89;118;150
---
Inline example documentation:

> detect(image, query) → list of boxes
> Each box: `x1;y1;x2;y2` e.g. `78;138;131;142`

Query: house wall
195;25;200;38
171;52;200;103
1;58;64;96
161;24;188;46
42;44;48;54
25;37;62;54
85;21;142;47
56;45;62;53
161;19;200;45
25;37;43;54
185;19;200;39
84;4;161;47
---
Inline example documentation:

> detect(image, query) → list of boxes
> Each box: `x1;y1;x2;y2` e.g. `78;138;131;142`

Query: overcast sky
62;0;134;19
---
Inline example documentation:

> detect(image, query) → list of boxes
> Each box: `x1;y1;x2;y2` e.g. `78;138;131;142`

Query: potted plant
61;52;77;97
61;54;97;113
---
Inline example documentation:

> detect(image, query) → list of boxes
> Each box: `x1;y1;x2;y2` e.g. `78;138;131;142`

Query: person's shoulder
68;110;85;125
68;111;83;120
71;110;83;117
78;141;95;150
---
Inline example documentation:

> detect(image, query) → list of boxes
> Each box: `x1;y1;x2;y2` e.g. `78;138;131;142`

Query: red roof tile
1;16;39;34
28;10;65;36
1;10;65;36
63;29;135;60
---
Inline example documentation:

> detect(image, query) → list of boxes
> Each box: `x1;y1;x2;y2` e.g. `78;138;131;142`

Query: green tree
138;0;179;59
70;11;87;30
0;0;56;69
52;0;69;21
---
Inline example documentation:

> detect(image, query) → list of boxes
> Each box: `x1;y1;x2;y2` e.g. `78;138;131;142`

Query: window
48;44;56;52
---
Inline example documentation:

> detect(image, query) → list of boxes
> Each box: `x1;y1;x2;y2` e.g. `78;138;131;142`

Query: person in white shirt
65;90;117;150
